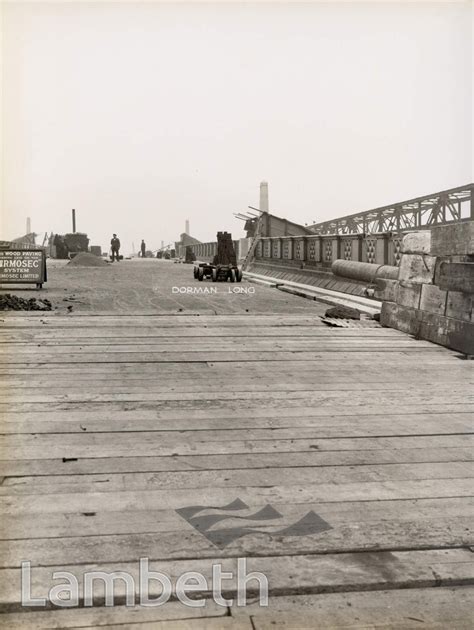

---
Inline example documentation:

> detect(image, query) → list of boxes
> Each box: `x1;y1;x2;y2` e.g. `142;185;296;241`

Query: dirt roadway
0;258;328;315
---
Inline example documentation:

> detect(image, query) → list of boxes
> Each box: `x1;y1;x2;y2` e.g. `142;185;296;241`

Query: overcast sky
1;1;472;254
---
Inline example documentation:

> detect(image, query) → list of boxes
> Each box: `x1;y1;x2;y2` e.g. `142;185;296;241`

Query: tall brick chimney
260;181;269;213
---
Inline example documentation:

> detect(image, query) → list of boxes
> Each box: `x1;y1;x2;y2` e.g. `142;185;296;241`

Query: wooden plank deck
0;311;473;628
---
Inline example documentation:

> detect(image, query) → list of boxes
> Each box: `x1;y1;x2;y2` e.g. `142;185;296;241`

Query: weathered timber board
0;447;471;476
247;587;474;629
1;479;472;515
2;462;472;496
0;550;472;610
1;496;472;540
1;414;471;435
0;517;472;567
1;434;473;460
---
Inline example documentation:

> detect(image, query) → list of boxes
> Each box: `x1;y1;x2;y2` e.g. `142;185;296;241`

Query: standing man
111;234;121;262
140;240;146;258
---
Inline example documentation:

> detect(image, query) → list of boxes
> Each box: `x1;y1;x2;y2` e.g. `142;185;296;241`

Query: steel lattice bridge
309;183;473;235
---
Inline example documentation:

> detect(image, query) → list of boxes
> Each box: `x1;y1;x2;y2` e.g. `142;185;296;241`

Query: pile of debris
67;252;108;267
324;305;361;320
0;294;52;311
321;305;380;328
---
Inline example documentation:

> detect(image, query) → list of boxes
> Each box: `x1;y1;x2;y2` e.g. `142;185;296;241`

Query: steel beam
310;184;473;235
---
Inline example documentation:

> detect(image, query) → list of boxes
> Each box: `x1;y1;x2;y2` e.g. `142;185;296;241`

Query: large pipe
72;209;76;233
332;259;399;282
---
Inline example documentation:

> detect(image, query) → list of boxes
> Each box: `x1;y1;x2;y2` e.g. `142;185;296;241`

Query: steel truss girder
310;184;473;235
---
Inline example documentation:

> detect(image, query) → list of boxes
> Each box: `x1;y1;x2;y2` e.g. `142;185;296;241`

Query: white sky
1;1;472;254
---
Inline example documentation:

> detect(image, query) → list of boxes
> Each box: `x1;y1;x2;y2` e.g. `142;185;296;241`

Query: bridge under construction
0;184;472;628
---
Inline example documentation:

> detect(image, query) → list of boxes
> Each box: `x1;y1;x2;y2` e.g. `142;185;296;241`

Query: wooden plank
0;600;228;629
0;329;418;337
0;353;456;370
2;413;471;436
2;339;441;352
2;405;472;424
1;447;471;476
2;367;471;385
2;496;472;540
2;365;470;383
0;359;463;375
2;384;471;404
1;516;473;567
2;462;472;496
89;619;251;630
0;315;330;328
85;618;250;630
0;549;471;610
0;358;466;376
1;478;472;515
12;583;464;630
0;609;241;630
2;378;470;395
1;434;473;460
0;349;454;365
1;402;472;418
0;327;410;339
1;392;472;413
0;600;227;627
247;587;474;629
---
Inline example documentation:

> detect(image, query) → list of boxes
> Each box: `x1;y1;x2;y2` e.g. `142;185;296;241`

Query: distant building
244;213;312;239
175;232;202;258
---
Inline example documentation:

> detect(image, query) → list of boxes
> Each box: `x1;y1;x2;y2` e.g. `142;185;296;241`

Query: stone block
401;231;431;255
446;317;474;355
433;256;469;285
374;278;399;303
380;302;420;335
416;311;449;347
397;281;422;309
430;221;474;256
446;291;472;322
436;262;474;294
398;254;436;284
381;299;473;355
419;284;448;315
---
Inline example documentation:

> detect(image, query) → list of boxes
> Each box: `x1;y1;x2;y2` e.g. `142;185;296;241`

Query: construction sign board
0;249;46;287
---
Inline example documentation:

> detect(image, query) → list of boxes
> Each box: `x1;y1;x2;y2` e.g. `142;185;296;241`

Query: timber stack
213;231;237;266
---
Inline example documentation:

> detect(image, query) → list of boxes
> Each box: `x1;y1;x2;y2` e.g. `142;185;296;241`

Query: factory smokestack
259;181;269;213
72;209;76;233
185;220;190;235
26;217;31;234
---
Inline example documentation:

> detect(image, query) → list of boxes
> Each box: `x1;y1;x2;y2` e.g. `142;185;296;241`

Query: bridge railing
254;232;406;267
308;184;473;235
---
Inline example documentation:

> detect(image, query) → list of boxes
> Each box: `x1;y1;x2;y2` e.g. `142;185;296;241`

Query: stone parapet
398;254;436;284
401;231;432;255
437;262;474;294
380;222;474;355
430;222;474;257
